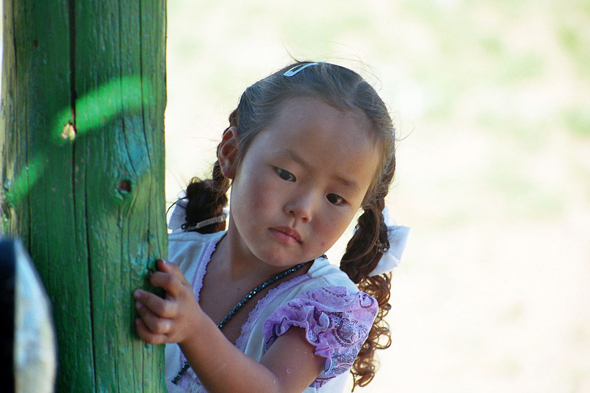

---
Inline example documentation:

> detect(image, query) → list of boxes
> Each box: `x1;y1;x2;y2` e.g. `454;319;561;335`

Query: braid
340;200;387;283
183;159;230;234
340;198;392;389
182;106;239;234
341;144;395;389
352;271;393;389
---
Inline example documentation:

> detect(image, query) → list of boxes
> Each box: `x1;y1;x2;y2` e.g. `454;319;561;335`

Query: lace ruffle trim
262;286;378;387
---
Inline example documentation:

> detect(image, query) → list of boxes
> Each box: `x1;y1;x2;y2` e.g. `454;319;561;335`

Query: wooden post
1;1;167;392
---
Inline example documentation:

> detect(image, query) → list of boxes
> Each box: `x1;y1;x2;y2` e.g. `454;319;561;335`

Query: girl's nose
285;192;316;223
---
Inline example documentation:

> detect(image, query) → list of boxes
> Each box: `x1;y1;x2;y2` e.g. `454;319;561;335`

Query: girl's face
220;96;381;270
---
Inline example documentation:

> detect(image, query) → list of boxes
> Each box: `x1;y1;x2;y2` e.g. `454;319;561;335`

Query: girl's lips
270;227;302;244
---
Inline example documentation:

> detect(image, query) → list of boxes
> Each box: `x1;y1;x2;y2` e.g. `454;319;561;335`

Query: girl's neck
213;230;290;283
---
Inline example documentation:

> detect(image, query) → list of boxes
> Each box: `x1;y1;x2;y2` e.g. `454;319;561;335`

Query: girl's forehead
252;96;381;180
271;96;374;137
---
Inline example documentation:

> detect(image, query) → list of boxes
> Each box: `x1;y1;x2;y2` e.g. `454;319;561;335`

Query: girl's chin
253;250;308;270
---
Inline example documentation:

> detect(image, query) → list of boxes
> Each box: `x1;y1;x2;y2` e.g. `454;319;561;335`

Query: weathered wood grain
1;1;167;391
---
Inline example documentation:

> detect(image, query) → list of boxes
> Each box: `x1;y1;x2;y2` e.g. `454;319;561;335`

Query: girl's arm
134;260;324;393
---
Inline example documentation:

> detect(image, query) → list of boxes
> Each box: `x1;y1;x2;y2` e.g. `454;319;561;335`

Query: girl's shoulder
304;256;359;293
261;257;378;390
168;230;225;273
168;230;224;256
168;229;225;245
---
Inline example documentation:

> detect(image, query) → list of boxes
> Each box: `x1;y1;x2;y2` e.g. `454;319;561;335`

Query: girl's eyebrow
284;148;361;192
284;148;311;169
334;175;361;192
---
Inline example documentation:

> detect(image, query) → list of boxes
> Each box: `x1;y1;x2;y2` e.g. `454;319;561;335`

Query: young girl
133;61;409;393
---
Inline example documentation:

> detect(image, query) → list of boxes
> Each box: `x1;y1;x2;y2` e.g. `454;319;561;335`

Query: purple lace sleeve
262;286;378;387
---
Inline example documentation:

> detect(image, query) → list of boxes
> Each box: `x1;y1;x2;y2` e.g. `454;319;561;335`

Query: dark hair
184;61;396;389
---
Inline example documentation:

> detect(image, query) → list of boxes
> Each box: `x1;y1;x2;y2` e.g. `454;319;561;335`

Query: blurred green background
165;1;590;392
3;0;589;391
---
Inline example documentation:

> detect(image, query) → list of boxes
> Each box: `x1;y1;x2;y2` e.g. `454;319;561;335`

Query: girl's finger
149;271;185;298
135;301;172;335
134;290;176;318
157;260;189;284
135;318;168;345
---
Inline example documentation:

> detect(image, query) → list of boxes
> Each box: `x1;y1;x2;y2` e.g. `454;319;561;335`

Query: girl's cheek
254;177;280;201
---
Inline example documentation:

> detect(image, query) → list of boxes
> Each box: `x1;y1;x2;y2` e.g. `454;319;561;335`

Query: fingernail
133;290;141;299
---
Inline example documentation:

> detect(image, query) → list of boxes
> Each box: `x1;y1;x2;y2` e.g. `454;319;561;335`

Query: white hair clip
369;207;410;276
283;62;320;77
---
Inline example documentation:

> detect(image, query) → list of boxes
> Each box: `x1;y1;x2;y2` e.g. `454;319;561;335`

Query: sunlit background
165;1;590;392
3;0;590;392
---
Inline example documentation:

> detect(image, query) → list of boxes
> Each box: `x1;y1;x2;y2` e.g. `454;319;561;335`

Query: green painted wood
1;1;167;392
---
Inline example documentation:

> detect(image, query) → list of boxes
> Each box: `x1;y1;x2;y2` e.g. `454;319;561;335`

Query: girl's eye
276;168;296;181
326;193;345;205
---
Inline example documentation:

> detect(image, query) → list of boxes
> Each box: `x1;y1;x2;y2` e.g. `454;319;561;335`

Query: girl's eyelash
275;168;345;204
326;193;345;205
276;167;296;181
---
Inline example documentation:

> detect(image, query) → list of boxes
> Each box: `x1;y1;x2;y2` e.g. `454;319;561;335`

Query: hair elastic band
167;193;228;232
283;62;320;77
183;213;227;231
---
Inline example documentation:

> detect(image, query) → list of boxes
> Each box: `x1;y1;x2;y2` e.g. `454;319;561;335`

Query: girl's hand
133;259;201;345
135;261;324;393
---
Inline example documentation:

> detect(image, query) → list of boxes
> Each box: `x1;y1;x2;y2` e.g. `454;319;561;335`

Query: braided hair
183;61;396;389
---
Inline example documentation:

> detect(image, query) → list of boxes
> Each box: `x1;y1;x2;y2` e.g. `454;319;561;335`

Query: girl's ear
218;126;239;179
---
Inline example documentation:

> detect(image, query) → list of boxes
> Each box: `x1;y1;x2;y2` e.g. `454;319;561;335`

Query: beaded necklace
171;261;310;385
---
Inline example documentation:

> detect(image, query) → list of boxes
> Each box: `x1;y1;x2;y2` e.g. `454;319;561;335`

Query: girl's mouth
270;227;302;244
